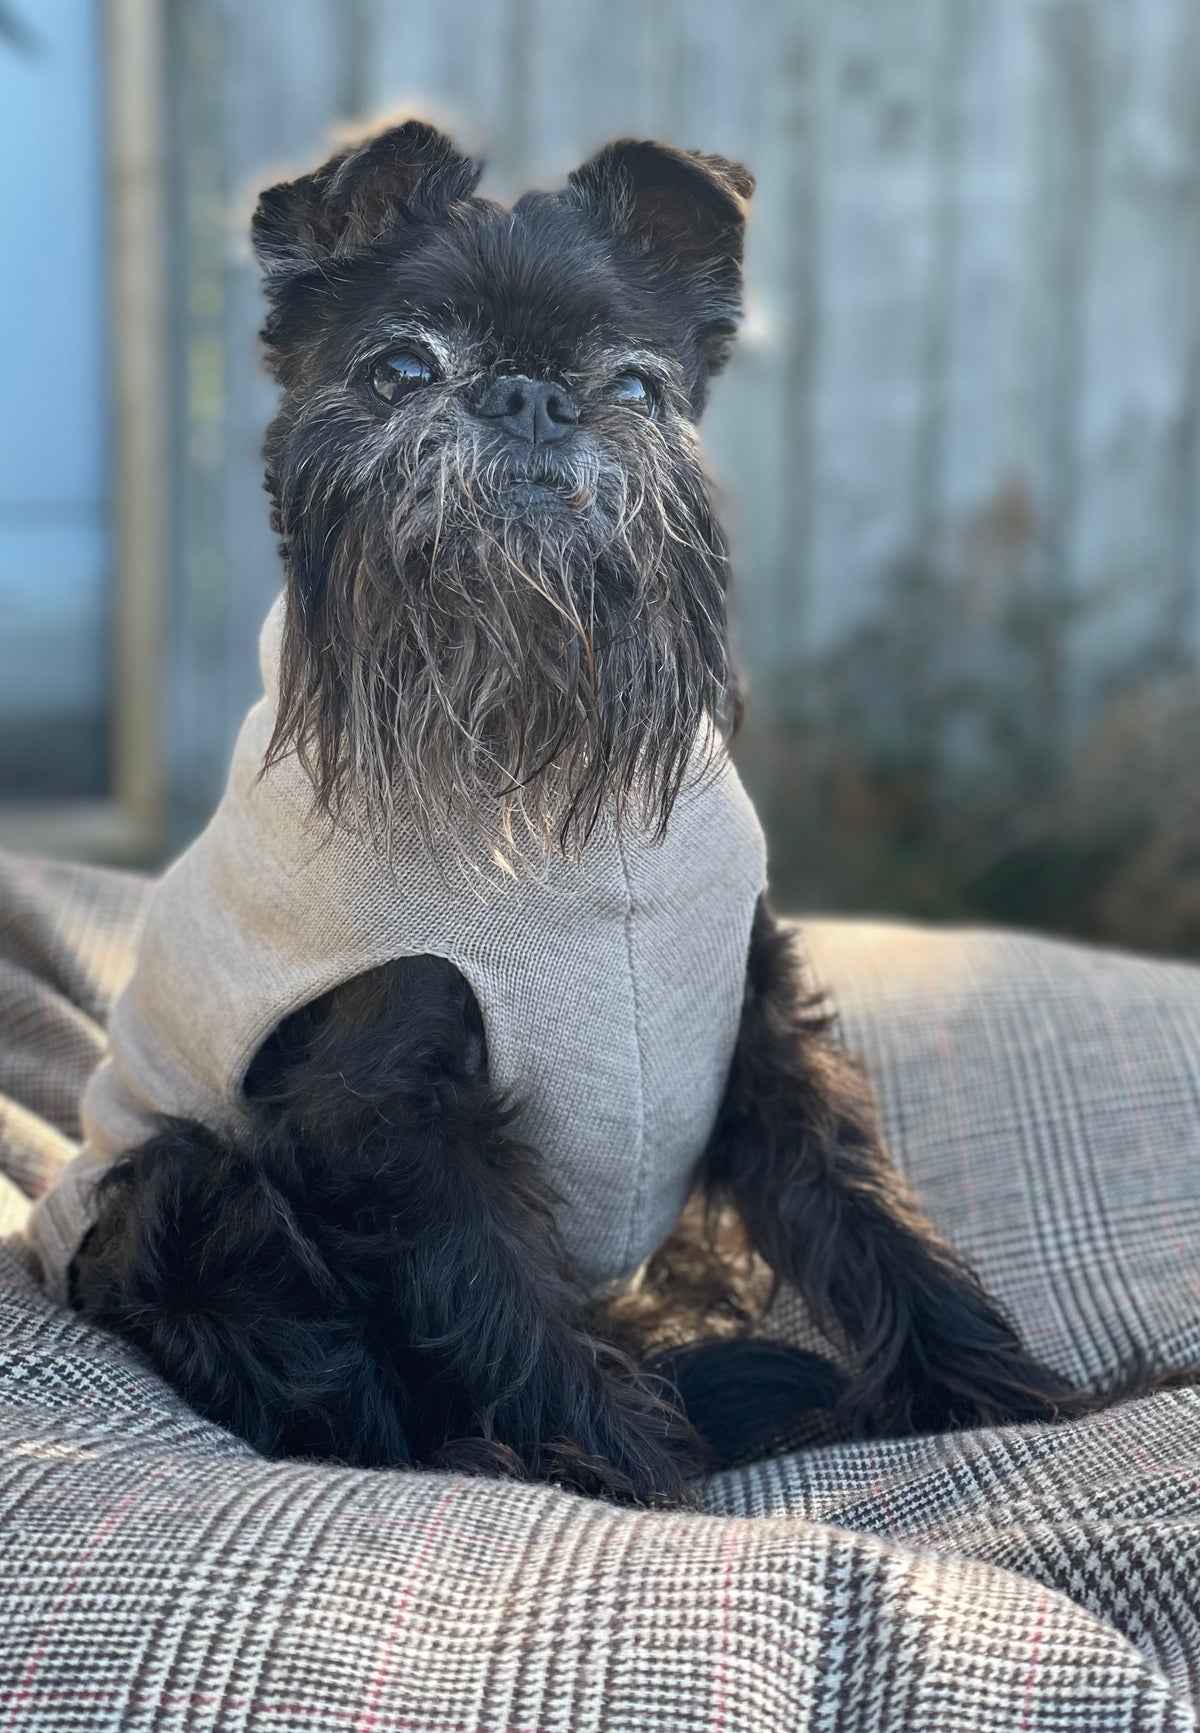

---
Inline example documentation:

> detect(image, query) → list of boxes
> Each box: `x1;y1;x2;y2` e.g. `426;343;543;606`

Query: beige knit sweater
29;596;767;1304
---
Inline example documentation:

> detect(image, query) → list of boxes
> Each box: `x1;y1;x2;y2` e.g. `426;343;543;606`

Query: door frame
0;0;166;861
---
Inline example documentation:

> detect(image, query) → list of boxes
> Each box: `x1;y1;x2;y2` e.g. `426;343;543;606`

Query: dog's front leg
74;955;696;1504
702;901;1080;1435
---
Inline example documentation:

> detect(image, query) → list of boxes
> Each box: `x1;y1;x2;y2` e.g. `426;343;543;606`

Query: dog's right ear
251;119;483;282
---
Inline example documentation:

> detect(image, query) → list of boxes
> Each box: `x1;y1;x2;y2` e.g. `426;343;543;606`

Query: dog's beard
265;399;735;870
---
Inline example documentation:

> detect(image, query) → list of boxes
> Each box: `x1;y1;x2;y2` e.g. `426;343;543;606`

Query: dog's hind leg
72;955;698;1505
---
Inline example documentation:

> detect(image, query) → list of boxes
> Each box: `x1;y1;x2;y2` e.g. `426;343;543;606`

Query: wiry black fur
255;121;747;860
72;118;1092;1505
74;956;698;1504
693;905;1082;1457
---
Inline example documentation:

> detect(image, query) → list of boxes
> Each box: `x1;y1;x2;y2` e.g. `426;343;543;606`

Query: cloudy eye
606;372;658;419
368;350;436;406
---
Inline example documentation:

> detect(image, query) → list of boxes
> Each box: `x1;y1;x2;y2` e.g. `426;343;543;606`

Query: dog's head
252;119;753;859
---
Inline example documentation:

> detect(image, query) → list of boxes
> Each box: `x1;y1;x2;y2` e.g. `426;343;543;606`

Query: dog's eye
606;373;658;419
369;351;435;406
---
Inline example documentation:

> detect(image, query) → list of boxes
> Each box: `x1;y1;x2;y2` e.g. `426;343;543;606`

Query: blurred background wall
3;0;1200;954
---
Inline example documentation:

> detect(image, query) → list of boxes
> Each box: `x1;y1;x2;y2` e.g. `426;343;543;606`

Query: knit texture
2;856;1200;1730
26;598;767;1302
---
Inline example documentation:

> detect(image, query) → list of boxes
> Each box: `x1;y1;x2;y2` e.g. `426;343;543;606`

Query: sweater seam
614;829;649;1272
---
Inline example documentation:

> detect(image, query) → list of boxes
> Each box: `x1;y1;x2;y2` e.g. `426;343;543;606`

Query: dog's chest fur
31;597;767;1298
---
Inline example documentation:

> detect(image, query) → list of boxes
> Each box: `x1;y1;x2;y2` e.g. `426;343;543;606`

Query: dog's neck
259;589;729;877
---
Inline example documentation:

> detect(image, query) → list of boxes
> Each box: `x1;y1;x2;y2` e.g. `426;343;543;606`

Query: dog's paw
855;1347;1085;1437
432;1424;695;1507
542;1436;698;1508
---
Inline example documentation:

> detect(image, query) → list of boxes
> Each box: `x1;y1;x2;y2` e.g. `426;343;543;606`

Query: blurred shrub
741;484;1200;957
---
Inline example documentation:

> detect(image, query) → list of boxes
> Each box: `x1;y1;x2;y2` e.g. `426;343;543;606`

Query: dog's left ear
567;140;754;384
252;118;484;283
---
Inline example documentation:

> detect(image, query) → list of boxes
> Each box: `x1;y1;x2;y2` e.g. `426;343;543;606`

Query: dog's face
252;120;753;858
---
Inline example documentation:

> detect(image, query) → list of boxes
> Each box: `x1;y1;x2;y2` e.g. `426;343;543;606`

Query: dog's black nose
476;376;578;444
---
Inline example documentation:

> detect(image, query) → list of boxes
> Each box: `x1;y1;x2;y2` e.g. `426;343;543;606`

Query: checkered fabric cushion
1;850;1199;1731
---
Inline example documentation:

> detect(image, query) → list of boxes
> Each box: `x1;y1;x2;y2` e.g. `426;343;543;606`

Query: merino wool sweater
29;596;768;1305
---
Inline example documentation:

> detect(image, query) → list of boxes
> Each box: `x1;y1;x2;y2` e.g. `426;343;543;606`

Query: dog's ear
252;119;484;282
568;142;752;293
567;140;753;387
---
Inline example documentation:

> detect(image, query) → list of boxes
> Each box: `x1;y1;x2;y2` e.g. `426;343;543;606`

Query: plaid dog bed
1;850;1198;1731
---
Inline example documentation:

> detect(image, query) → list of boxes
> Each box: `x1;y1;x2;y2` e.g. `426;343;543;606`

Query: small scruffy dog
32;120;1078;1505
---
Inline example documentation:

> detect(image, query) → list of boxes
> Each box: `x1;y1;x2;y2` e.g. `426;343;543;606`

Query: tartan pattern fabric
0;852;1198;1731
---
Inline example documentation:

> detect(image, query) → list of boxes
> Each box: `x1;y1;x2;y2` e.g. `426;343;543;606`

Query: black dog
69;120;1080;1505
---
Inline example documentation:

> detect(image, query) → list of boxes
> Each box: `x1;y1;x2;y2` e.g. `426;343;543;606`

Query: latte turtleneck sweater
28;595;768;1303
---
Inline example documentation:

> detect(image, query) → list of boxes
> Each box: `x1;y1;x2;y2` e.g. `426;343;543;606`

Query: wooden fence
167;0;1200;949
